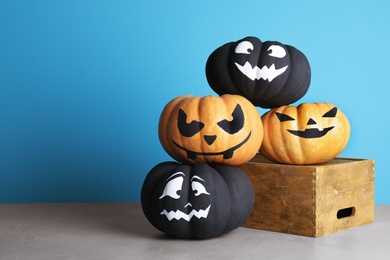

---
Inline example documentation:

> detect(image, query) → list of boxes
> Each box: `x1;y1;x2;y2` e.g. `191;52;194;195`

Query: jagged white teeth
160;205;211;222
235;61;288;82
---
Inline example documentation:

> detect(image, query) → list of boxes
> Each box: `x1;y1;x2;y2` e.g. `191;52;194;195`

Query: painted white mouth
160;205;211;221
235;61;288;82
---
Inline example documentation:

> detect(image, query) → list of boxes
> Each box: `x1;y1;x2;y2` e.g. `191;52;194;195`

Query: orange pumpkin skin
260;102;350;165
159;94;263;165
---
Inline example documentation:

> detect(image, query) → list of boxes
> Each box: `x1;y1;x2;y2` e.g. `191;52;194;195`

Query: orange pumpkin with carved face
159;94;263;165
260;102;350;165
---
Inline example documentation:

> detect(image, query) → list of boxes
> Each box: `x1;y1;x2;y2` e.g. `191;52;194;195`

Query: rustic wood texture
238;154;375;237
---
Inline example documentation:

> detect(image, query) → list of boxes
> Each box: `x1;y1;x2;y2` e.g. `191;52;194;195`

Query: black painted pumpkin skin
206;36;311;108
141;162;254;239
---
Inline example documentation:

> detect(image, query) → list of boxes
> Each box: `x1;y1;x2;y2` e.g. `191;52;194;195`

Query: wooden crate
238;154;374;237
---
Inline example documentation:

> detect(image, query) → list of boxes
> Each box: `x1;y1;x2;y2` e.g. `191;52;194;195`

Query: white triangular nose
184;202;192;208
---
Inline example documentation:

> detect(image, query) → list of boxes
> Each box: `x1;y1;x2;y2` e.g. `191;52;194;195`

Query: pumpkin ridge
260;46;310;108
159;95;188;162
233;94;264;162
207;43;241;96
281;105;296;164
239;43;264;101
263;110;279;162
279;46;311;105
259;113;267;159
255;43;290;106
178;96;199;163
296;103;307;164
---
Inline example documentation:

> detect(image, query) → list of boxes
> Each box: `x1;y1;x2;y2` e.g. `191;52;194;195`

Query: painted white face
234;40;288;82
159;172;211;221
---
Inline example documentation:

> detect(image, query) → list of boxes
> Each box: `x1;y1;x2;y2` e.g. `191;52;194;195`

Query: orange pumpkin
159;94;263;165
260;102;350;165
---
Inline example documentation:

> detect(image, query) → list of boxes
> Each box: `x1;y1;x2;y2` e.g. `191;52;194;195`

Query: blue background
1;0;389;203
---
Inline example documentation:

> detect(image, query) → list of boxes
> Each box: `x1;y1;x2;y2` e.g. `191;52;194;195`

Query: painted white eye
235;41;254;54
159;173;184;199
267;45;286;58
191;181;210;197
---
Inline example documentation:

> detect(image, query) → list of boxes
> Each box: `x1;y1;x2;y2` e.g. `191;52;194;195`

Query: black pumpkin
141;162;254;239
206;36;311;108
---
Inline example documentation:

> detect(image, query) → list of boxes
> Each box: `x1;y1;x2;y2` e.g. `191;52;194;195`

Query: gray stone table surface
0;203;389;260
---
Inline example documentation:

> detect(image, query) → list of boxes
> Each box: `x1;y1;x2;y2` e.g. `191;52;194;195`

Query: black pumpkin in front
206;36;311;108
141;162;254;239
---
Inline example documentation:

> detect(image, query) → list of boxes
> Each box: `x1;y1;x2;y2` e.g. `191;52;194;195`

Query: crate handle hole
337;207;356;219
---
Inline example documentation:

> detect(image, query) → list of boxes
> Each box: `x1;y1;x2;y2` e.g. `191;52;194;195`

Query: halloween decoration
260;102;350;165
206;36;311;108
141;161;254;239
158;94;263;165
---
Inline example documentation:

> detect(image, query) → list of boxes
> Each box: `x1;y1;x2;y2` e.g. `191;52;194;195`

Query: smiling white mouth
235;61;288;82
160;205;211;221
